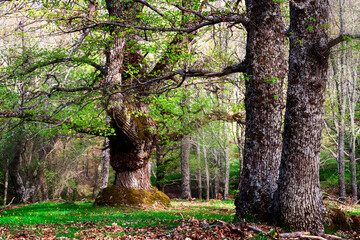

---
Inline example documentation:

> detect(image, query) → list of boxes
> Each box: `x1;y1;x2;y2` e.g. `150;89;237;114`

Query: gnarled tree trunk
276;0;329;232
235;0;287;221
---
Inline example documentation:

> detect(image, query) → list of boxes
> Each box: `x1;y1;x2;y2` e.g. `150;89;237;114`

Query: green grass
0;200;235;238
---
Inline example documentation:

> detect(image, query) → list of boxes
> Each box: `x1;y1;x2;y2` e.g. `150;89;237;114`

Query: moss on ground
327;207;360;232
94;185;170;207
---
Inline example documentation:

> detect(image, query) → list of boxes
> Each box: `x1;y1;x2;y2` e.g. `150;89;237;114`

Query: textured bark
103;0;156;190
235;0;287;220
181;135;192;200
277;0;329;232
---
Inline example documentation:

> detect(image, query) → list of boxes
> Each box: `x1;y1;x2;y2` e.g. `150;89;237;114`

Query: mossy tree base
94;185;170;207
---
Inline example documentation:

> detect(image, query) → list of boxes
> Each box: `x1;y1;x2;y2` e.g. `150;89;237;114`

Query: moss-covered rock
326;207;360;232
94;186;170;207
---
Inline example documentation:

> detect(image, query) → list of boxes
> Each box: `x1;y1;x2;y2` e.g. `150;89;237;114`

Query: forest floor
0;199;359;239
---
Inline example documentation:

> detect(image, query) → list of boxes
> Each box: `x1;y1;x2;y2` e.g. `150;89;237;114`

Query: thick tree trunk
277;0;329;232
102;0;156;191
114;162;152;189
235;0;287;220
181;135;192;200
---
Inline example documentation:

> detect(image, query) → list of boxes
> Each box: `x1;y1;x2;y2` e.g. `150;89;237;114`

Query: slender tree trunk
331;52;346;199
336;0;347;198
203;144;210;201
3;160;8;205
223;127;230;200
92;163;101;199
156;144;165;192
214;149;219;199
197;143;202;200
348;53;358;203
181;135;192;200
100;137;110;191
277;0;329;232
336;78;346;200
235;0;287;220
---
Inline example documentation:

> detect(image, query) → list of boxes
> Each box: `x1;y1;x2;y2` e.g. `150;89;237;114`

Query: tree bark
103;0;156;191
181;135;192;200
277;0;329;232
235;0;287;220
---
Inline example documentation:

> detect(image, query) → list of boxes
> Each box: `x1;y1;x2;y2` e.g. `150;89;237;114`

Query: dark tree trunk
3;160;8;205
9;143;26;202
156;144;165;192
181;135;192;200
276;0;329;232
235;0;287;220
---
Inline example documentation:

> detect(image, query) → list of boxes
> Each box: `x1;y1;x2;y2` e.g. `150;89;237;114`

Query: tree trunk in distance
330;52;346;200
100;137;110;191
214;149;219;199
223;126;230;200
156;144;165;192
277;0;329;232
181;135;192;200
3;160;8;205
197;143;202;200
235;0;287;221
203;144;210;201
348;51;358;203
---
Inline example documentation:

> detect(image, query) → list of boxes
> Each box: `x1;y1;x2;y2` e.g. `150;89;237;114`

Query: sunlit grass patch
0;200;236;238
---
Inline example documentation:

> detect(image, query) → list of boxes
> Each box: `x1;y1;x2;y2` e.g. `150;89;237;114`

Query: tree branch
74;13;248;34
3;57;106;81
0;111;110;136
328;33;360;49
